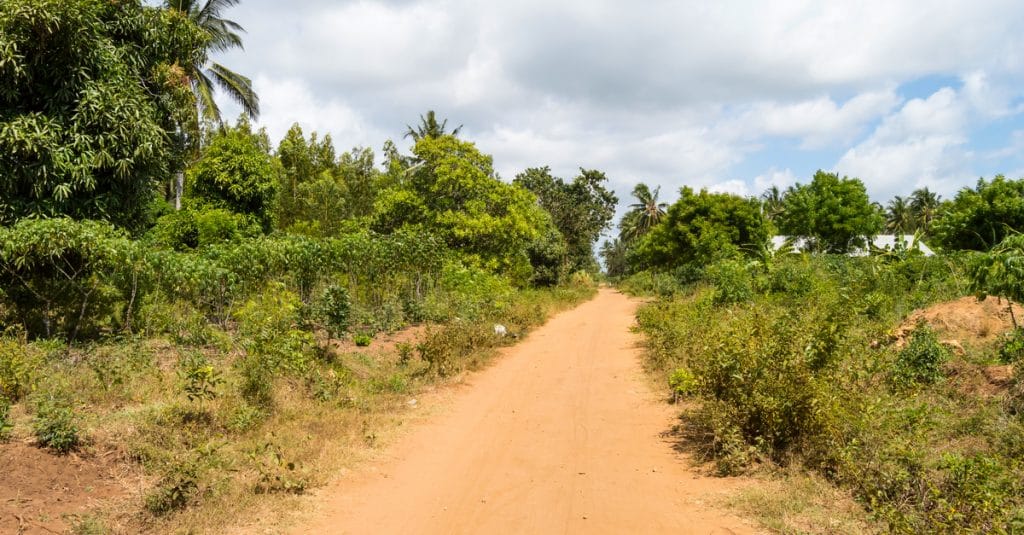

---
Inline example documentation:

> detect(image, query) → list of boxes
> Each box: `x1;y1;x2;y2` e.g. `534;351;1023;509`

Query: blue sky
212;0;1024;216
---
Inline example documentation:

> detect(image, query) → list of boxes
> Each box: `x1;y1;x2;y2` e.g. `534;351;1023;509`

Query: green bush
0;337;42;401
705;260;753;305
619;270;681;297
999;328;1024;364
353;333;372;347
145;463;199;515
0;397;12;441
32;395;81;453
178;353;223;406
668;367;697;401
315;284;351;341
892;325;949;389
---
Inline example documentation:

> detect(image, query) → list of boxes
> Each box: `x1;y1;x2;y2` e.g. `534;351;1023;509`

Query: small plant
250;441;307;495
178;352;223;406
353;333;372;347
145;463;199;515
316;284;351;343
32;395;80;454
999;328;1024;364
239;354;275;410
705;260;754;305
396;342;414;366
668;367;697;402
0;397;12;441
892;324;950;389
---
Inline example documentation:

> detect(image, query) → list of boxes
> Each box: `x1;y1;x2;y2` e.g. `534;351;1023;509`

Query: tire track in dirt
293;288;754;534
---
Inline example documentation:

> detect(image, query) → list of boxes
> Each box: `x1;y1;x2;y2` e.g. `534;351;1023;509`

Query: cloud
210;0;1024;205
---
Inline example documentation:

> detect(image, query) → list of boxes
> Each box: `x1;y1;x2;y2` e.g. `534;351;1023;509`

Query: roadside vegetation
611;172;1024;533
0;0;609;531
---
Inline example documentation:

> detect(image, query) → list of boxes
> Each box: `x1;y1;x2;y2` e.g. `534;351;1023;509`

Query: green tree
404;110;462;142
0;0;205;230
886;195;916;234
164;0;259;210
274;123;343;231
760;185;785;222
619;183;668;242
968;233;1024;326
339;147;381;219
633;187;771;270
777;171;883;253
909;187;941;235
932;175;1024;251
373;135;546;280
600;238;630;278
187;117;277;229
514;167;618;272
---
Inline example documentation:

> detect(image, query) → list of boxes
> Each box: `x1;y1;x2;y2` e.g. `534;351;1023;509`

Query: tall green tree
0;0;205;230
909;187;942;235
339;147;381;218
372;135;546;280
274;123;342;230
187;117;277;229
886;195;916;234
633;187;770;270
760;185;785;222
933;175;1024;251
164;0;259;210
404;110;462;142
514;166;618;272
777;171;883;253
619;183;668;242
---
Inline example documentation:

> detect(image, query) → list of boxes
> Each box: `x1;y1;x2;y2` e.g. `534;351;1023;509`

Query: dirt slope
292;288;753;535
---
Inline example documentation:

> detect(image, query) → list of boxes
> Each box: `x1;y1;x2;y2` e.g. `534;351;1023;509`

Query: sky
214;0;1024;217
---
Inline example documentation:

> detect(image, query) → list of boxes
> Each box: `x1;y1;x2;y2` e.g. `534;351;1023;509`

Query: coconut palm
404;111;463;141
164;0;259;208
760;185;785;221
166;0;260;123
886;195;916;234
909;187;941;235
621;183;667;241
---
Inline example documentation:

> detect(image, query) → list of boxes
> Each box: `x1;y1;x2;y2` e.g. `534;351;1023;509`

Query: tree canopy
777;171;882;253
0;0;205;230
632;187;770;270
932;175;1024;251
514;167;618;272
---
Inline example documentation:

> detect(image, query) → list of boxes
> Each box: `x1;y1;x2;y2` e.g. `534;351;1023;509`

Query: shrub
668;367;697;401
32;395;80;453
892;325;949;389
0;397;12;441
705;260;753;305
145;463;199;515
619;270;681;297
178;353;223;406
315;284;351;341
353;333;372;347
999;328;1024;364
0;337;42;401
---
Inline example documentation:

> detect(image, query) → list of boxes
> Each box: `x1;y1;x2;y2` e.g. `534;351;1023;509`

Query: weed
250;441;308;495
0;397;12;441
396;342;414;366
667;367;697;402
32;394;80;453
145;463;199;515
999;328;1024;364
892;324;949;389
178;352;223;406
353;333;372;347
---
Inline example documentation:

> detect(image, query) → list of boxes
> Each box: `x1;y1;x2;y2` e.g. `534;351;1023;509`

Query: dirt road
294;289;753;534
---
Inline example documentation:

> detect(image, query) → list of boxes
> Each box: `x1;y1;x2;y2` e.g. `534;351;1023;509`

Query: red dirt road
294;289;753;534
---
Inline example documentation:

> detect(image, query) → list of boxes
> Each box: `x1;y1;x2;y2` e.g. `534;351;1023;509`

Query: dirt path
293;289;754;534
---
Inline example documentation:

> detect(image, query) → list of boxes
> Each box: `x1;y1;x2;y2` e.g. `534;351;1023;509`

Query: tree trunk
175;170;184;210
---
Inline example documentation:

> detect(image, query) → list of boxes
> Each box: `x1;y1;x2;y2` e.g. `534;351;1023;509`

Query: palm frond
207;62;259;119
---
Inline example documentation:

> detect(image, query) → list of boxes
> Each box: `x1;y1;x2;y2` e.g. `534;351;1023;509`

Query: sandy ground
291;288;754;535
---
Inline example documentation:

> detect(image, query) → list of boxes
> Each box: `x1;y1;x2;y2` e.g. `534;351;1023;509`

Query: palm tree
760;185;785;221
909;187;941;235
886;196;916;234
165;0;260;208
166;0;260;122
621;183;667;241
404;110;463;141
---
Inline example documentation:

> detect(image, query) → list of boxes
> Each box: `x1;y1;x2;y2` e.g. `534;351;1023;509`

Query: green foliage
934;175;1024;251
633;187;770;271
0;218;143;340
777;170;883;253
315;285;351;340
0;0;206;229
967;233;1024;310
618;270;682;297
0;337;42;401
145;462;199;515
187;118;278;229
705;260;754;305
372;135;546;279
148;207;259;251
178;352;222;405
32;394;80;453
0;397;12;441
514;166;618;273
250;441;308;495
668;367;696;400
353;333;372;347
999;328;1024;364
891;325;949;389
